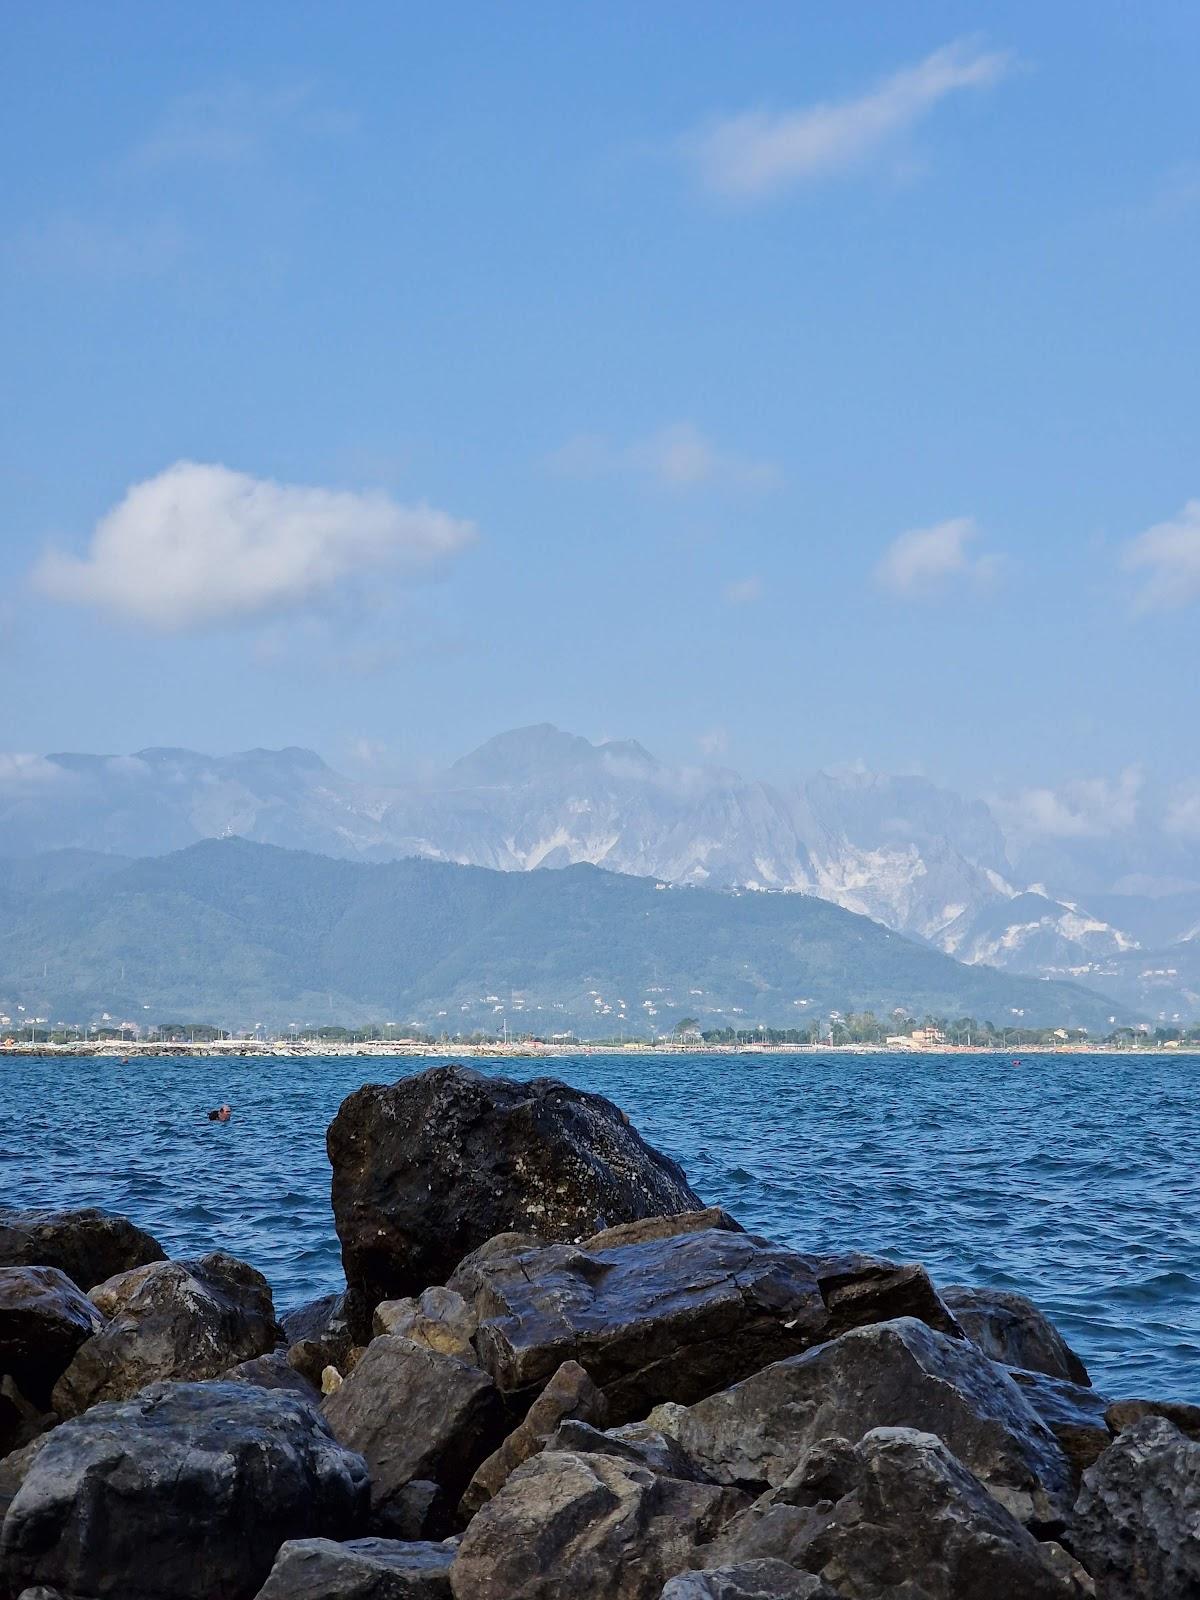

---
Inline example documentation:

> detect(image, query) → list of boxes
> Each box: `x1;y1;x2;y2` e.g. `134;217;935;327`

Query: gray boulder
253;1536;454;1598
655;1317;1073;1526
449;1446;747;1600
943;1286;1090;1387
52;1250;281;1416
327;1066;703;1335
323;1335;504;1530
281;1290;357;1380
1071;1416;1200;1599
0;1206;164;1291
459;1227;956;1425
1008;1368;1111;1480
661;1564;836;1598
548;1417;716;1482
0;1266;105;1410
225;1348;322;1400
460;1358;607;1516
0;1380;368;1600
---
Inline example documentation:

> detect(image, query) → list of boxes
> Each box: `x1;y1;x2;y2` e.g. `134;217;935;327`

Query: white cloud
724;575;763;605
697;727;729;757
0;754;69;793
1165;781;1200;839
873;516;998;596
131;82;350;169
1122;499;1200;611
689;39;1012;200
32;461;476;632
549;422;776;493
995;769;1144;840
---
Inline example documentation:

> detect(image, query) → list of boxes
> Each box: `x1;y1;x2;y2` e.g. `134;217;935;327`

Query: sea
3;1050;1197;1401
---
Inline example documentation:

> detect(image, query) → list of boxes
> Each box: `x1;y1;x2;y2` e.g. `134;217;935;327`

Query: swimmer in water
207;1104;232;1123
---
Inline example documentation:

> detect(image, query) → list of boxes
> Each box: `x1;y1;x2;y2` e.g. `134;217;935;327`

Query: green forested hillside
0;838;1124;1032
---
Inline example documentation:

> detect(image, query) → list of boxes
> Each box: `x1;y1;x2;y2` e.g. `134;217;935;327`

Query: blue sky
2;3;1198;815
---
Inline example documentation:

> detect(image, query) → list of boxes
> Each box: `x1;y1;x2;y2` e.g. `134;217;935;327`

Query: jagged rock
1105;1395;1200;1440
1008;1368;1111;1479
253;1536;454;1598
282;1291;356;1376
810;1253;961;1343
327;1066;704;1334
0;1380;368;1600
942;1286;1090;1387
661;1563;837;1598
656;1317;1073;1526
583;1208;745;1250
374;1287;478;1360
449;1446;747;1600
0;1207;164;1292
323;1335;504;1530
52;1251;281;1416
753;1426;1089;1599
225;1348;322;1400
460;1358;607;1516
1071;1416;1200;1599
548;1417;716;1482
0;1266;105;1410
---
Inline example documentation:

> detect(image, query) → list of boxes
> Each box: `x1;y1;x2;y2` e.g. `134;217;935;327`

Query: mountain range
0;838;1123;1033
1;724;1196;1018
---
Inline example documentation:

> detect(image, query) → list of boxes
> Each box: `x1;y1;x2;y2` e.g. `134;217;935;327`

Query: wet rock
52;1251;281;1416
373;1287;478;1360
463;1229;830;1423
547;1417;716;1482
1008;1368;1111;1480
282;1290;356;1375
449;1446;747;1600
225;1348;322;1400
253;1535;454;1599
0;1380;368;1600
323;1335;504;1531
812;1253;961;1343
327;1066;703;1334
772;1426;1088;1599
943;1286;1090;1387
583;1208;745;1250
0;1266;105;1410
657;1317;1073;1526
661;1564;836;1599
0;1206;165;1292
460;1358;607;1517
1104;1395;1200;1440
1071;1416;1200;1599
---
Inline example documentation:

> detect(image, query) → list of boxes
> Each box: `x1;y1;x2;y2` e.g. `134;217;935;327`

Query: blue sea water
2;1050;1197;1401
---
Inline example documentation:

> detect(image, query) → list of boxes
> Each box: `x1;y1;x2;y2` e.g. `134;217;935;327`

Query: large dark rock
449;1446;747;1600
52;1251;281;1416
0;1380;368;1600
323;1335;504;1530
1071;1416;1200;1599
1008;1368;1111;1481
547;1417;717;1483
327;1066;703;1334
703;1426;1089;1599
0;1207;165;1292
281;1290;357;1378
0;1266;105;1410
661;1565;836;1599
943;1285;1090;1387
253;1536;454;1599
460;1358;607;1517
656;1317;1073;1526
455;1226;957;1425
225;1348;322;1401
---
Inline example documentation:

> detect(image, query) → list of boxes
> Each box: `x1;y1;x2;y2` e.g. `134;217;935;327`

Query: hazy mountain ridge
1;724;1195;1016
0;838;1124;1033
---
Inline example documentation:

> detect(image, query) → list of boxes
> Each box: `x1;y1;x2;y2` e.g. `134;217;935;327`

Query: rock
460;1358;607;1517
449;1446;747;1600
52;1251;281;1417
0;1378;55;1462
548;1417;716;1483
583;1208;745;1250
0;1266;105;1410
1071;1416;1200;1599
761;1426;1089;1599
281;1290;356;1376
327;1066;703;1334
383;1480;454;1541
661;1563;836;1598
811;1253;961;1343
0;1206;165;1292
942;1286;1090;1387
0;1380;368;1600
253;1536;454;1598
225;1348;322;1400
657;1317;1073;1527
373;1287;478;1360
1104;1395;1200;1440
1008;1368;1112;1480
323;1335;504;1530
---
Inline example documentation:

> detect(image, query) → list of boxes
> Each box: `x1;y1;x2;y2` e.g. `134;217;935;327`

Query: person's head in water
207;1104;232;1123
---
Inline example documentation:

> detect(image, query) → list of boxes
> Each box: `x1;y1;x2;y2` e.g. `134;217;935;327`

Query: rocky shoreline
0;1064;1195;1599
